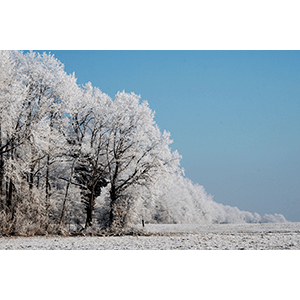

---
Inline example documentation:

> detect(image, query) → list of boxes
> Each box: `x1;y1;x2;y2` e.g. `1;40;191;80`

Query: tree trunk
29;166;34;191
45;153;50;210
85;197;93;228
0;123;3;208
28;143;35;200
85;167;98;228
46;114;54;210
109;161;119;228
0;157;3;211
59;180;70;227
109;187;117;228
59;160;75;227
85;184;94;227
6;178;13;213
6;139;14;216
36;159;40;189
28;161;34;204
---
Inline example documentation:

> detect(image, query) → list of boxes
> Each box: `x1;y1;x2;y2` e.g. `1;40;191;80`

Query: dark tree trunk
0;156;3;210
6;178;13;212
29;166;34;191
109;188;117;228
109;161;119;228
0;123;3;207
85;167;98;228
28;143;35;196
45;154;50;209
6;139;14;216
85;198;93;228
46;115;54;211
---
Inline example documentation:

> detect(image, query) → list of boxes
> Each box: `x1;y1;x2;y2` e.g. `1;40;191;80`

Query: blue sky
35;50;300;222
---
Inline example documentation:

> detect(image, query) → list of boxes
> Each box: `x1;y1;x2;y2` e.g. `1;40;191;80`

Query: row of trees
0;51;287;236
0;50;181;235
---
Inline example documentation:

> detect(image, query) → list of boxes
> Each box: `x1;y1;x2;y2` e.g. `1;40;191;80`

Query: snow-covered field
1;222;300;250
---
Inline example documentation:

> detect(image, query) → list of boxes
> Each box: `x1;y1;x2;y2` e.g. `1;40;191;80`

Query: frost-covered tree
0;50;79;234
103;91;181;229
65;89;181;230
64;83;112;228
151;173;287;225
17;51;77;203
0;50;26;213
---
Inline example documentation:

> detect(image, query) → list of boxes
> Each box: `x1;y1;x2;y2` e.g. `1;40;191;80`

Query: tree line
0;51;287;236
0;50;181;235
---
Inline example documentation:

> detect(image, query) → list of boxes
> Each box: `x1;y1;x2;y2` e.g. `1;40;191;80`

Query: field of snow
1;222;300;250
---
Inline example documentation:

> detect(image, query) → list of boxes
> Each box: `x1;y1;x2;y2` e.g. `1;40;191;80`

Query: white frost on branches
0;50;287;236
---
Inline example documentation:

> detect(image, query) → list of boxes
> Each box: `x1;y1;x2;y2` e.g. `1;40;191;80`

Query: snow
1;222;300;250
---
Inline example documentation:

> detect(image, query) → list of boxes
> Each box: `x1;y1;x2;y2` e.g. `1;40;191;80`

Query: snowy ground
1;222;300;250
